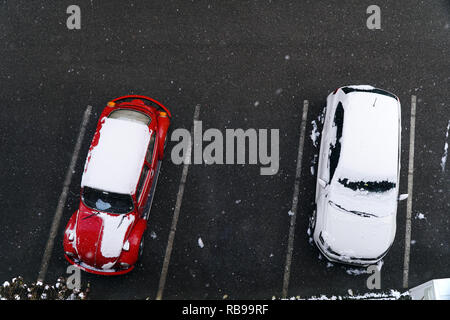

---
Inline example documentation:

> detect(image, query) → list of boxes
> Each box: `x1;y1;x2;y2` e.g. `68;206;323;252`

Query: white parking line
402;95;416;289
156;104;201;300
37;105;92;283
282;100;309;299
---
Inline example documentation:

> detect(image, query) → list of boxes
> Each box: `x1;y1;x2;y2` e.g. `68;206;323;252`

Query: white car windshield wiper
329;201;377;218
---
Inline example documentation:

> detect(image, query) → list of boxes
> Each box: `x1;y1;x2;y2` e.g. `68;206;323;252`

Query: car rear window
341;87;398;100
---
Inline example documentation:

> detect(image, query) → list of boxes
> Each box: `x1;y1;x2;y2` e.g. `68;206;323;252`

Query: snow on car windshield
82;187;134;214
338;178;395;193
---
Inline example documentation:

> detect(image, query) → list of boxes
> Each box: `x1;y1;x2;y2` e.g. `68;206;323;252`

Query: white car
311;85;406;266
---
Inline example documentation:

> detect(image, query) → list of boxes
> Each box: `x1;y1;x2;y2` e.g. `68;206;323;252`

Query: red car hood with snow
74;203;135;270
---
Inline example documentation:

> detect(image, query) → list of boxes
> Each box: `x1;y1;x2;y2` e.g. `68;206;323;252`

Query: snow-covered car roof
81;117;151;195
336;90;400;183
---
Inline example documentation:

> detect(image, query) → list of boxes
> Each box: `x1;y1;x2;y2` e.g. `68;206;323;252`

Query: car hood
322;204;396;259
75;206;135;269
329;182;398;218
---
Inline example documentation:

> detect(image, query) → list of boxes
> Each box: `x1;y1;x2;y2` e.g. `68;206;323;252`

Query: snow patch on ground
309;107;326;176
286;289;409;300
198;237;204;248
345;268;368;276
415;212;427;220
344;260;384;276
440;120;450;172
310;120;320;148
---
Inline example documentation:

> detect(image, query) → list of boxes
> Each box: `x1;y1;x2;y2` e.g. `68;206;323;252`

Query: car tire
309;209;317;234
138;237;144;258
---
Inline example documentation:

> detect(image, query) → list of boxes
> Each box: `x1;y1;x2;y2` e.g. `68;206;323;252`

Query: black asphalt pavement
0;0;448;299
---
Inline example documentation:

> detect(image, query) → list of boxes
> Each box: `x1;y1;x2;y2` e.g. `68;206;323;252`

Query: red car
63;95;171;275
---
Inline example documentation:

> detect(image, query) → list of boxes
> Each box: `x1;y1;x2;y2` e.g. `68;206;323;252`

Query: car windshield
338;178;395;193
82;187;134;214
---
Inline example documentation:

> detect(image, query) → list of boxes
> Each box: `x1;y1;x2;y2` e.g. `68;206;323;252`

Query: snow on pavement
415;212;427;220
309;106;326;176
198;237;204;248
440;120;450;172
286;289;410;300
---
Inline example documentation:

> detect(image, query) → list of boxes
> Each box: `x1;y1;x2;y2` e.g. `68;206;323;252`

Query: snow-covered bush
0;276;90;300
275;289;411;300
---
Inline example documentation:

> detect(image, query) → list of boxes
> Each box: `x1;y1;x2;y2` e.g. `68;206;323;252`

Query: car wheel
138;238;145;258
309;209;317;233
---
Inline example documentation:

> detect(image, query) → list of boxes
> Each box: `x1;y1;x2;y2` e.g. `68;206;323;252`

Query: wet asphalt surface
0;0;449;299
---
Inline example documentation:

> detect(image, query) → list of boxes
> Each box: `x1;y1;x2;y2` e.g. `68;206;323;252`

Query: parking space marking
402;95;416;289
156;104;201;300
37;105;92;283
282;100;309;298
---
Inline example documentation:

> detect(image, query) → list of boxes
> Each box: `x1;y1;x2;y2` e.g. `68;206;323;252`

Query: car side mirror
398;194;408;201
318;178;328;188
